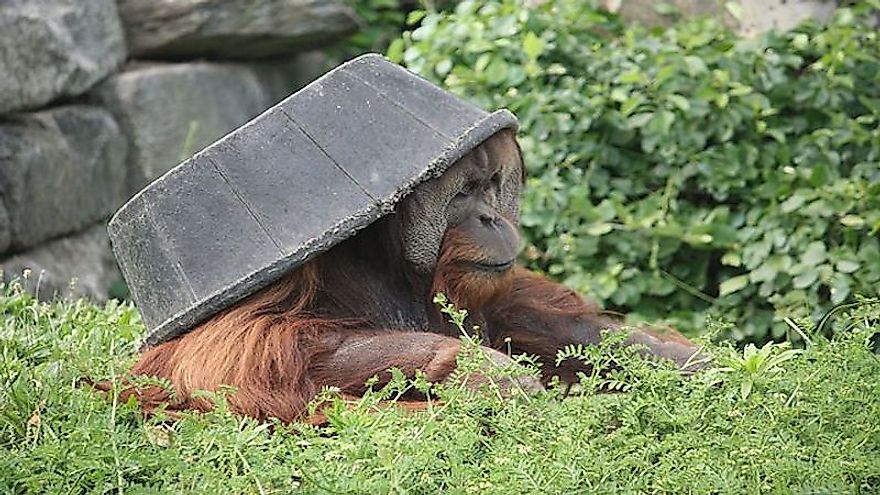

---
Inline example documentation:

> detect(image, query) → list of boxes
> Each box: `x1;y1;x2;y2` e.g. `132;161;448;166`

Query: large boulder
0;224;121;302
0;205;10;254
95;55;324;193
0;0;126;114
117;0;358;60
0;106;128;252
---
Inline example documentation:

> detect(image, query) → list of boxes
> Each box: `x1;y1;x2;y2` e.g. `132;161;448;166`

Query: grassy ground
1;282;878;494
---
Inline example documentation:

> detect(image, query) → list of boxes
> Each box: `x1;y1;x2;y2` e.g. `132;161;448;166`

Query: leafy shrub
1;284;879;492
339;0;408;57
333;0;456;61
395;0;880;343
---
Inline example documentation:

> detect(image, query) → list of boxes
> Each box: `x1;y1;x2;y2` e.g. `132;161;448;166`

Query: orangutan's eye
489;172;501;188
456;181;480;199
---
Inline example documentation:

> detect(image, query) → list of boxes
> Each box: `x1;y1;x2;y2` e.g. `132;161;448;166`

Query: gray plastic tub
108;54;518;347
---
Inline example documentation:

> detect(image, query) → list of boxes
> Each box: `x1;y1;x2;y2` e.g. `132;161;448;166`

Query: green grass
1;282;879;494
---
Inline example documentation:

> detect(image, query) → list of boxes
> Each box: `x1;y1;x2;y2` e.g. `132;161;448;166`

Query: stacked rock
0;0;358;301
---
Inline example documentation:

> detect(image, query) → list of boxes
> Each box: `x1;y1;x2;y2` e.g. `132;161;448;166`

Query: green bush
333;0;456;61
395;0;880;343
339;0;408;57
1;285;879;492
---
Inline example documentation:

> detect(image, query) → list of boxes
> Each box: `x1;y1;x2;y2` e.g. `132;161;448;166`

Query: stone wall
0;0;357;300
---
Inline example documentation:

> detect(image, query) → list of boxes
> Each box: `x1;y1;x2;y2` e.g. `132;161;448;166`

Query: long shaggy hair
105;223;521;422
99;206;701;423
114;262;343;421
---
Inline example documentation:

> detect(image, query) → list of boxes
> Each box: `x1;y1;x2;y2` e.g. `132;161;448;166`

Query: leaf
830;275;852;304
546;63;567;75
621;95;643;116
720;275;749;296
620;69;645;84
791;33;809;50
655;65;677;84
809;163;830;187
750;262;777;283
840;215;866;228
802;242;827;266
386;39;405;63
406;9;426;26
586;223;614;236
668;94;691;112
793;268;819;289
781;195;806;213
721;252;742;267
627;112;654;128
740;379;753;400
435;58;453;77
834;7;855;26
725;2;744;21
765;348;803;369
523;31;545;61
835;260;860;273
683;56;708;75
683;233;713;245
765;129;786;143
484;59;510;85
475;53;492;72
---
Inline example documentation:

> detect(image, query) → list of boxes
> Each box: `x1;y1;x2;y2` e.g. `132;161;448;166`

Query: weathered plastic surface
108;54;518;347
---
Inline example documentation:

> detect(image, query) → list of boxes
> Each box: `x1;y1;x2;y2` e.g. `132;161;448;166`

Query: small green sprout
716;342;803;399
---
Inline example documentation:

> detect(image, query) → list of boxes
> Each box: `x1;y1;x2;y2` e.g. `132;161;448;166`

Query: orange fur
430;226;514;312
108;232;518;422
116;262;354;422
105;207;701;422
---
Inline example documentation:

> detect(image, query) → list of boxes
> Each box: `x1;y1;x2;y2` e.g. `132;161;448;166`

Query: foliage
712;341;803;399
2;284;879;493
339;0;408;58
395;0;880;343
333;0;456;61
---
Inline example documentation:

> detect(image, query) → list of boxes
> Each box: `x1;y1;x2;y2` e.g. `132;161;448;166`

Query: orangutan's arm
485;268;705;381
310;330;543;396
